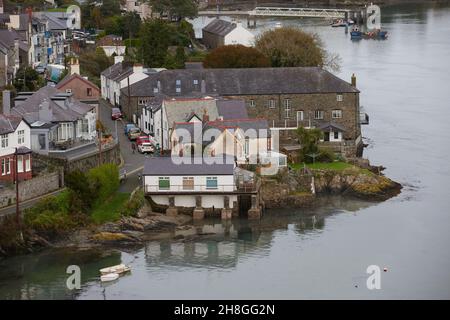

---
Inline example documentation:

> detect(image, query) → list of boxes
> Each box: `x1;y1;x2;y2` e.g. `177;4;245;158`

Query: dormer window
66;89;72;94
193;79;198;85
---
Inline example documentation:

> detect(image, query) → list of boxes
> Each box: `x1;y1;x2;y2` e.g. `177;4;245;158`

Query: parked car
35;64;46;74
124;123;137;135
138;142;154;154
111;108;122;120
127;128;141;141
136;135;150;146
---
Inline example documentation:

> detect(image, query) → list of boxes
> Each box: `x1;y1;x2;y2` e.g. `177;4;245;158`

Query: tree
79;47;113;86
297;127;323;163
255;27;341;71
147;0;198;20
13;67;43;91
139;19;173;67
104;12;142;40
203;45;271;68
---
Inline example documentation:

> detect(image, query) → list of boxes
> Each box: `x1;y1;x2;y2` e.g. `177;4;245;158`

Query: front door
324;132;330;142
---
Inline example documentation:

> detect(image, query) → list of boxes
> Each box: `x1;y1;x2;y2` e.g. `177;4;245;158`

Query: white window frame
1;134;8;148
337;94;343;102
314;110;324;120
284;98;291;108
296;110;304;122
17;155;23;173
66;88;72;94
285;103;291;119
249;99;256;108
182;177;194;190
332;109;342;119
268;99;275;109
18;130;25;144
206;177;218;190
25;155;31;172
158;177;170;190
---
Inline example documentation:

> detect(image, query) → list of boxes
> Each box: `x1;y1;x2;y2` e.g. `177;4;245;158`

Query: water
1;3;450;299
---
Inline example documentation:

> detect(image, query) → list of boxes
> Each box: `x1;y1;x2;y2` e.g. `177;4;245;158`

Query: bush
121;189;144;217
87;163;120;204
317;148;336;163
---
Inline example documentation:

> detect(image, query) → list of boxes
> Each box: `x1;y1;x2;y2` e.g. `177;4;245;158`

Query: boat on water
331;19;354;27
350;26;388;40
275;22;282;29
100;273;119;282
99;264;131;275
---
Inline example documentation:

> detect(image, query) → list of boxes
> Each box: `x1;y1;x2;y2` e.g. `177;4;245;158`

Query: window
268;99;275;109
58;123;73;140
17;130;25;144
337;94;343;102
66;89;72;94
183;177;194;190
1;134;8;148
332;109;342;119
314;110;324;120
1;159;4;175
193;79;198;85
296;110;304;122
158;177;170;190
25;155;31;171
176;79;181;86
206;177;218;189
87;88;92;96
284;98;291;108
244;137;250;156
249;100;256;108
176;87;181;93
18;156;23;173
284;102;291;118
334;131;339;140
153;87;159;93
5;158;10;174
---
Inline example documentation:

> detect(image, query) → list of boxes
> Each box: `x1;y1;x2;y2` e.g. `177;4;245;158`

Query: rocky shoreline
0;162;402;259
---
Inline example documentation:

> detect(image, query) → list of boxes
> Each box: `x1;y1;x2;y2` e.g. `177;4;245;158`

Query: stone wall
0;171;62;208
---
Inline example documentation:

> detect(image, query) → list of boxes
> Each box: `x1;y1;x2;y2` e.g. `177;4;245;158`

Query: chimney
2;90;11;115
202;108;209;123
14;39;20;67
38;100;52;122
351;73;357;87
69;57;80;75
133;64;143;74
157;80;161;93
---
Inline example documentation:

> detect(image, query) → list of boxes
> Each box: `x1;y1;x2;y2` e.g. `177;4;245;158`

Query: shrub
317;148;336;163
121;189;144;217
87;163;119;204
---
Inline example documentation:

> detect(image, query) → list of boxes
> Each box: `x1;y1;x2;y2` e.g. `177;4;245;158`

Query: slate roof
101;62;132;80
11;86;94;124
34;12;68;30
0;114;23;135
121;67;359;97
216;99;248;119
318;121;346;132
202;19;236;37
164;97;220;126
0;29;29;52
143;156;235;176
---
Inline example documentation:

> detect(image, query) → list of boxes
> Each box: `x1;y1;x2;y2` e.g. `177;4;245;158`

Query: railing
250;7;349;18
144;183;257;193
269;119;314;129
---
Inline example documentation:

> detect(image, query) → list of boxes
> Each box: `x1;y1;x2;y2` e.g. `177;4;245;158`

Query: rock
98;222;121;233
122;230;144;240
91;232;137;244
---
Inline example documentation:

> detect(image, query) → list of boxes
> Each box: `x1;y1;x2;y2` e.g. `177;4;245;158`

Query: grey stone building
119;67;364;157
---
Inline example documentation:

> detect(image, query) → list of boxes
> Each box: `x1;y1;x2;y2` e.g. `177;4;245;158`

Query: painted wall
151;194;238;209
144;174;235;193
224;25;255;47
0;120;31;157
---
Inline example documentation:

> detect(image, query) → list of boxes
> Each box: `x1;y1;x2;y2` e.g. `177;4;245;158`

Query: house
0;94;32;182
143;156;261;219
10;86;97;156
56;58;100;107
119;67;364;157
100;62;153;108
171;118;287;171
202;19;255;49
0;29;30;87
122;0;153;20
148;96;249;150
97;35;126;57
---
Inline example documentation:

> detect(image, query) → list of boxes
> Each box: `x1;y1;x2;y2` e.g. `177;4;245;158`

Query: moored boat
99;264;131;275
100;273;119;282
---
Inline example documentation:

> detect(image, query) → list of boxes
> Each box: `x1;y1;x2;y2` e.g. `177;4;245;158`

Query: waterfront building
202;18;255;49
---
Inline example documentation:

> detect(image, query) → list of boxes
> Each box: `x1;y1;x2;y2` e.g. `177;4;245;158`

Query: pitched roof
56;73;100;91
318;121;346;132
121;67;359;97
0;114;23;135
202;19;236;37
101;62;132;80
11;86;94;124
143;156;235;176
216;99;248;119
164;97;220;127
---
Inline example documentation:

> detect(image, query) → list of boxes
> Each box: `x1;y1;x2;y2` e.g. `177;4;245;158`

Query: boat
274;22;282;29
362;29;388;40
100;273;119;282
331;19;354;27
99;264;131;275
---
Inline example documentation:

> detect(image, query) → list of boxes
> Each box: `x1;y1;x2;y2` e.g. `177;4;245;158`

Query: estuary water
1;3;450;299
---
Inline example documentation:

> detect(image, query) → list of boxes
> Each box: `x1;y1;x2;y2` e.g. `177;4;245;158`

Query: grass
91;193;131;224
291;161;354;171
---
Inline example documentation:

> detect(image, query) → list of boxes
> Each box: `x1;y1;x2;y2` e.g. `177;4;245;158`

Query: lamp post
14;148;20;227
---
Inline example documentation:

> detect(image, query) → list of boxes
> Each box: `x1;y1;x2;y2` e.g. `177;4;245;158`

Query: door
296;111;304;126
324;132;330;142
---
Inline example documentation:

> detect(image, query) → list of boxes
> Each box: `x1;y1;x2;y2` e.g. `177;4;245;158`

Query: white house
0;95;33;182
143;156;260;219
202;19;255;49
122;0;153;20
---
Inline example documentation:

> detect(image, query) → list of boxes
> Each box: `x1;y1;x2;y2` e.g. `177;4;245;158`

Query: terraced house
119;67;364;157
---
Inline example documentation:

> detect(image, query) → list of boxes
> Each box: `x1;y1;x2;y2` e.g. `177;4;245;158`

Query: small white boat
101;273;119;282
275;22;282;29
99;264;131;275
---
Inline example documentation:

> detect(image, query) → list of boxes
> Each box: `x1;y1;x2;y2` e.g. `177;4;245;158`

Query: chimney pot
351;73;357;87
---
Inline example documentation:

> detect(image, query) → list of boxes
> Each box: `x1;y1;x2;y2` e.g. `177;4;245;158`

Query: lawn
291;161;354;171
91;193;130;224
